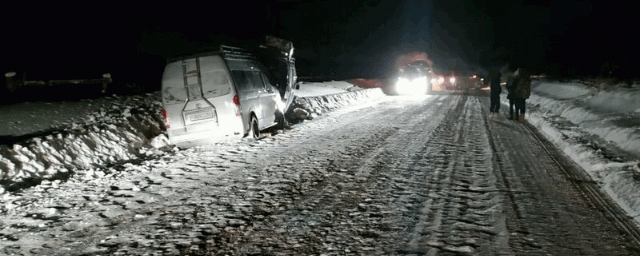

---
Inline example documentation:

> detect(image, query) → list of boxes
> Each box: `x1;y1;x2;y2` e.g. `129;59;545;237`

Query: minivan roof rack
166;44;256;63
220;45;255;60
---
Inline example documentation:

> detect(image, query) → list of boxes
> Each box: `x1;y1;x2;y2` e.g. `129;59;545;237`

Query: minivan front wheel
248;116;260;140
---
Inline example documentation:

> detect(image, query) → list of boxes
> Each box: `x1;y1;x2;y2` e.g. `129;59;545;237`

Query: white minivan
161;46;284;148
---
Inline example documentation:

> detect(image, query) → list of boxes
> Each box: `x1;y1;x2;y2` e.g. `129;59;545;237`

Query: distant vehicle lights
429;74;460;90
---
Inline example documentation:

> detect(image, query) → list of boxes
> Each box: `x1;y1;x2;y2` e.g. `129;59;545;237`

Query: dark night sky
1;0;639;88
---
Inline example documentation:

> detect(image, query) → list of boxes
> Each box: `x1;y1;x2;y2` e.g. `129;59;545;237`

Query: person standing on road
513;69;531;122
489;69;502;118
506;69;520;120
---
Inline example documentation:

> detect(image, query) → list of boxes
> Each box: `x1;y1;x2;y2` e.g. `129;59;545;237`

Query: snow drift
0;83;383;193
522;81;640;223
527;82;640;154
0;92;165;191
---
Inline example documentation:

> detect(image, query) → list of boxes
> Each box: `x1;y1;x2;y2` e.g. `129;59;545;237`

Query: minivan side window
247;71;267;91
259;72;272;88
230;70;251;92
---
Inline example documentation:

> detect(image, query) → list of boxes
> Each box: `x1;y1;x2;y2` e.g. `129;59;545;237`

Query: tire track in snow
387;95;507;255
223;95;456;254
247;94;509;254
7;93;639;255
485;103;640;255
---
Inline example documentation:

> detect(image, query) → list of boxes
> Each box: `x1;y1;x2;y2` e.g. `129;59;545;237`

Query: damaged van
161;45;287;148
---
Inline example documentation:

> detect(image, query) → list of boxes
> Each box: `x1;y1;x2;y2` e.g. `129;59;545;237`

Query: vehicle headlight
430;78;437;84
449;77;456;84
438;77;445;84
394;76;429;95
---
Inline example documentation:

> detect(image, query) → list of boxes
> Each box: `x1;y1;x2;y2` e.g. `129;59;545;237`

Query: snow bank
294;81;363;98
528;82;640;154
292;87;385;118
0;84;383;193
532;82;596;100
585;87;640;113
0;93;166;191
525;81;640;223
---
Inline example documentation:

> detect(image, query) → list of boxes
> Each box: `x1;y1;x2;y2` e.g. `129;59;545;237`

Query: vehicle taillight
233;95;242;116
162;109;170;129
233;95;240;106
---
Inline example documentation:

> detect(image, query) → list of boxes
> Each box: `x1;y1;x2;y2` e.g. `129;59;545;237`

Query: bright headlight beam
395;76;428;95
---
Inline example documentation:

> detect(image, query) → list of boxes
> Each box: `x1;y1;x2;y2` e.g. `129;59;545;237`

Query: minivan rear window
202;70;232;97
163;70;232;104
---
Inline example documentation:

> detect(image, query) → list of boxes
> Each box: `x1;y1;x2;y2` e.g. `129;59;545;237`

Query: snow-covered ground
0;81;377;193
1;79;639;225
0;93;166;193
293;80;364;97
513;81;640;223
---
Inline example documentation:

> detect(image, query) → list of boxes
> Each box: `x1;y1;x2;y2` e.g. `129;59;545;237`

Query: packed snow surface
0;83;380;193
0;79;639;226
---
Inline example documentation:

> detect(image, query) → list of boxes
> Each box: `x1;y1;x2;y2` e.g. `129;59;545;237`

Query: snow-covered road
2;91;638;255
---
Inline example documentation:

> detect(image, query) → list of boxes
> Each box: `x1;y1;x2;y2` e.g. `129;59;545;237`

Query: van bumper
168;128;243;148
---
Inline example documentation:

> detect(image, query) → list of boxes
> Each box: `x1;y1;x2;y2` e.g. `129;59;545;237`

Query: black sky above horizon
1;0;639;85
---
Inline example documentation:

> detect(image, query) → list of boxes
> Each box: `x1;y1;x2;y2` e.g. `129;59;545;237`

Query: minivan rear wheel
249;116;260;140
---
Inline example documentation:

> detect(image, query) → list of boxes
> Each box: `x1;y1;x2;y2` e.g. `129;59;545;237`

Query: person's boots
509;110;514;120
519;113;525;122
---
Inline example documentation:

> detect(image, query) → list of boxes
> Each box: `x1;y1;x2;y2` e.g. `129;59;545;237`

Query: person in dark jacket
506;69;519;120
513;68;531;122
489;69;502;118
